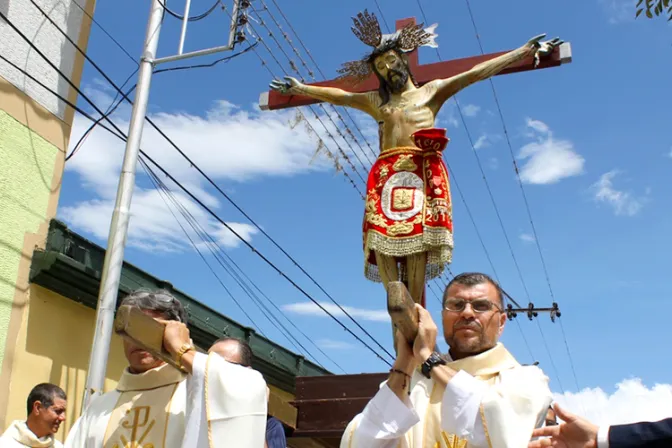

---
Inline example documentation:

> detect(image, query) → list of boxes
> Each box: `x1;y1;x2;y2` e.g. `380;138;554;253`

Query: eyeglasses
443;299;501;313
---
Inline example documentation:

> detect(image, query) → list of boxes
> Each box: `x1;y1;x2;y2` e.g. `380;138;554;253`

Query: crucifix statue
262;10;570;314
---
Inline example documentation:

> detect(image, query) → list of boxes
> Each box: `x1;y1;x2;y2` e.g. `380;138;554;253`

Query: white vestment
65;352;267;448
341;343;552;448
0;421;63;448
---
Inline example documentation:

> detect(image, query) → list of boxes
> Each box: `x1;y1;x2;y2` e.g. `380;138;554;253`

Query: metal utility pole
83;0;245;408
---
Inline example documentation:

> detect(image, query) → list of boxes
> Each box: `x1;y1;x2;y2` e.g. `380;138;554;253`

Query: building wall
0;0;95;428
0;0;89;121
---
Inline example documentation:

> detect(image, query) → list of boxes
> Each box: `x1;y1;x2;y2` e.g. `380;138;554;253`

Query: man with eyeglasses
341;272;553;448
65;289;268;448
209;338;287;448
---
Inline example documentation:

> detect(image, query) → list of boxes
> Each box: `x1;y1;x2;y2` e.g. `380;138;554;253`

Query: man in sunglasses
342;272;553;448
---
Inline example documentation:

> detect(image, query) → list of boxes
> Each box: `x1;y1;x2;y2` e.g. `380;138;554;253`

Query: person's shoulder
53;439;64;448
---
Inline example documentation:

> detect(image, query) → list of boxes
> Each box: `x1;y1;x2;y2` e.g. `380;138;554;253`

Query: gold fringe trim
364;229;453;282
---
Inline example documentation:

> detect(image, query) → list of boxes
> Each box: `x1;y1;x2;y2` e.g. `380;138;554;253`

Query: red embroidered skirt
363;128;454;282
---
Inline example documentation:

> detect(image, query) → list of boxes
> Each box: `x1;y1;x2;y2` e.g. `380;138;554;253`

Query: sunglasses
444;299;501;313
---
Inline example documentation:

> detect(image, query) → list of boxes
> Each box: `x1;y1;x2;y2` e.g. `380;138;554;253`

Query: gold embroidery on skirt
393;154;418;172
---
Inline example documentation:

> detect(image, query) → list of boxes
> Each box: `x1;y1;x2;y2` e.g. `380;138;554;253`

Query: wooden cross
259;17;572;111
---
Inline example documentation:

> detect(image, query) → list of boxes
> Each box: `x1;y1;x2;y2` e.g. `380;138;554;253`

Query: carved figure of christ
266;16;570;308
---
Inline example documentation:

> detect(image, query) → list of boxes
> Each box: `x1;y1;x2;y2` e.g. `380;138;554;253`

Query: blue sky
57;0;671;423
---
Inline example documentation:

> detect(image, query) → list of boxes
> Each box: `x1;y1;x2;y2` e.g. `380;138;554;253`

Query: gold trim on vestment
206;353;213;448
161;383;179;448
479;405;493;448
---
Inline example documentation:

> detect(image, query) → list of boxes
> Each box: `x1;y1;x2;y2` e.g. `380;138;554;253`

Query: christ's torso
370;83;439;150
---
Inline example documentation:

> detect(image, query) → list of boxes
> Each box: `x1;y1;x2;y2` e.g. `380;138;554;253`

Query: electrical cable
461;0;584;394
266;0;379;162
157;0;222;22
144;161;345;372
65;42;258;161
13;0;393;362
0;29;393;366
69;0;139;64
255;0;376;166
247;7;370;182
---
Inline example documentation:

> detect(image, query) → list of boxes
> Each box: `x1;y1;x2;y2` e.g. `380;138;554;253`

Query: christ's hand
269;76;302;95
526;34;564;67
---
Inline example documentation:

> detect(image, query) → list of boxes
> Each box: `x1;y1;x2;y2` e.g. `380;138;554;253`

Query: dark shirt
266;416;286;448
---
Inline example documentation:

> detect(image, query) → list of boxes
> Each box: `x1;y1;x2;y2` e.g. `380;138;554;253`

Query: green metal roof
29;220;331;393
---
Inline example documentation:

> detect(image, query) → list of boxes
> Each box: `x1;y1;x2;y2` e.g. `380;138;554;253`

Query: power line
410;0;533;302
266;0;379;162
256;0;376;165
372;1;391;33
66;42;259;161
460;0;583;394
157;0;222;22
144;160;345;372
142;158;345;372
68;0;138;64
220;7;366;197
0;11;393;366
246;6;370;184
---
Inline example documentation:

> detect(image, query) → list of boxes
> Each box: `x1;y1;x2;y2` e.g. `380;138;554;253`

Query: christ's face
373;50;409;93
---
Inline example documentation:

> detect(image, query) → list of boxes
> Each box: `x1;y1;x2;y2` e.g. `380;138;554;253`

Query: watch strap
421;351;446;378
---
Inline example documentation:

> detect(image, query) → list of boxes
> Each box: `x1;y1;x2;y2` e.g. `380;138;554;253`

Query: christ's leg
374;251;399;287
375;251;400;351
406;252;427;306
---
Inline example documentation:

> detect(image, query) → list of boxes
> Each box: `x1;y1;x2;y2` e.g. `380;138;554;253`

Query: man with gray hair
65;289;268;448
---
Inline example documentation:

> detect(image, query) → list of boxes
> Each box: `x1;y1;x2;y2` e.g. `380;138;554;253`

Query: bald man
209;339;286;448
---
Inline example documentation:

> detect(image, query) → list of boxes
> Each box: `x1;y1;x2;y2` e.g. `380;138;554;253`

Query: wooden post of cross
259;17;572;111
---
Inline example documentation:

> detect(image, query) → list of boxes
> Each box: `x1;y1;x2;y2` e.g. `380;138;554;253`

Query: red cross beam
259;17;571;111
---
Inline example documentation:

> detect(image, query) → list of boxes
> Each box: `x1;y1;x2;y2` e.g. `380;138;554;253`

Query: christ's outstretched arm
428;34;563;110
270;76;378;117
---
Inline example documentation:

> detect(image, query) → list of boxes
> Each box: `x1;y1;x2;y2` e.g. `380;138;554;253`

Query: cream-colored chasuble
0;421;62;448
102;364;184;448
65;352;268;448
341;343;552;448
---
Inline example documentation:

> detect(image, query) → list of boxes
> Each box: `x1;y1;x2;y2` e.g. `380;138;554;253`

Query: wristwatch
421;351;446;378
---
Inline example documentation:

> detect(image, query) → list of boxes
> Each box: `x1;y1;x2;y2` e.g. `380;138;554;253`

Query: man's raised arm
428;35;563;109
269;76;378;116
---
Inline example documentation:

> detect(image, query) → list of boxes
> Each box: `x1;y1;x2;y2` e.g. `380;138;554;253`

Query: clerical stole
103;364;186;448
404;344;520;448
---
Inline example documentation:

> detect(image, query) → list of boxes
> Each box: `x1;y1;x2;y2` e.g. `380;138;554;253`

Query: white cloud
592;170;647;216
599;0;634;24
316;339;355;350
518;118;585;184
519;233;535;243
62;84;371;253
282;302;390;322
462;104;481;117
489;157;498;170
436;102;460;128
474;135;489;150
553;378;672;426
667;147;672;158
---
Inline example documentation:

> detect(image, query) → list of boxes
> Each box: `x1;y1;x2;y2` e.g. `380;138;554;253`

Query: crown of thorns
337;10;438;84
